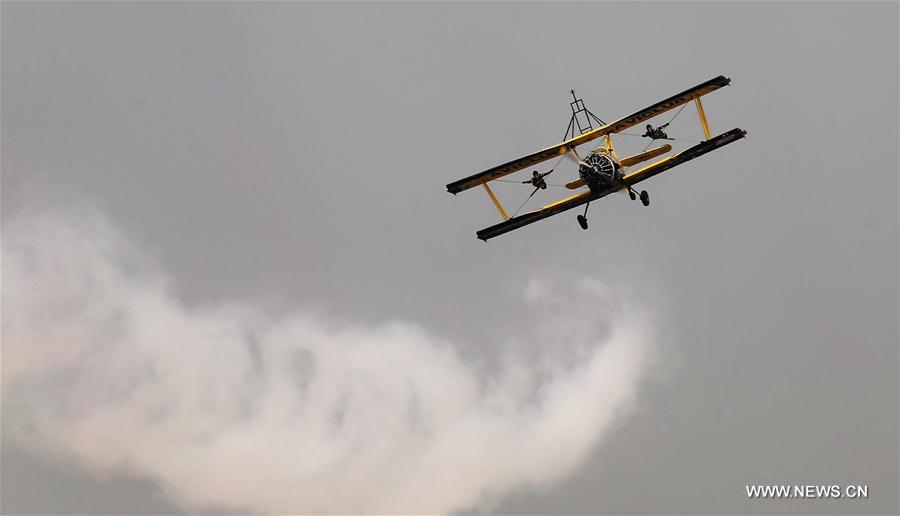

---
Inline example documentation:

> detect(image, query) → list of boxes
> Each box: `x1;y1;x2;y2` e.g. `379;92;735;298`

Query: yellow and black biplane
446;75;747;241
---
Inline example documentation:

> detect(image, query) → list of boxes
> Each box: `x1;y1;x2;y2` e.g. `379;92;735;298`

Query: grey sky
2;2;898;515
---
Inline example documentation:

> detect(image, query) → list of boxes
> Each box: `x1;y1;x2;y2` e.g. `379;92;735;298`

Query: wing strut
481;182;509;221
694;98;712;140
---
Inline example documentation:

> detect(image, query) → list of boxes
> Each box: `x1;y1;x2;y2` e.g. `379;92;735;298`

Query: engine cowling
578;152;619;189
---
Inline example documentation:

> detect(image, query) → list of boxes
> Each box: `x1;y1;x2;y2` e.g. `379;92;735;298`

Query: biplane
446;75;747;241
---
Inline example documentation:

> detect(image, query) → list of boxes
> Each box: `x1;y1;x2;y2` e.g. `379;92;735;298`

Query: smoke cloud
2;205;657;514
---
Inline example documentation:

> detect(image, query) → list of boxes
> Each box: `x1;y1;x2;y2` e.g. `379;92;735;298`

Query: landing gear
628;187;650;206
577;202;590;230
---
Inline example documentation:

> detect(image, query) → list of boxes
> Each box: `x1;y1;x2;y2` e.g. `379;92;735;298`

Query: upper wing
446;75;732;194
446;142;581;194
622;128;747;185
594;75;731;138
476;190;598;241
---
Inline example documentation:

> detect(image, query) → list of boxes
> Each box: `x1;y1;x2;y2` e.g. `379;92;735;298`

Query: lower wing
623;128;747;185
476;190;599;241
475;128;747;241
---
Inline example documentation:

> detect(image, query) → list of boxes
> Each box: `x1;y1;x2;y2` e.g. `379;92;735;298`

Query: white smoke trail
2;205;658;514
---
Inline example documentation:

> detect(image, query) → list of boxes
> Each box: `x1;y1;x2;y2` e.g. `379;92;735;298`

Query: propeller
562;145;584;165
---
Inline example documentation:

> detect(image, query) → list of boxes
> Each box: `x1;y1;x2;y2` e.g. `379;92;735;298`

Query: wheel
577;214;588;230
640;190;650;206
629;190;636;201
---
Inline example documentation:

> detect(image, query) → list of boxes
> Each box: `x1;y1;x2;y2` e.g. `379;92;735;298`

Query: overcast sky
2;2;898;515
